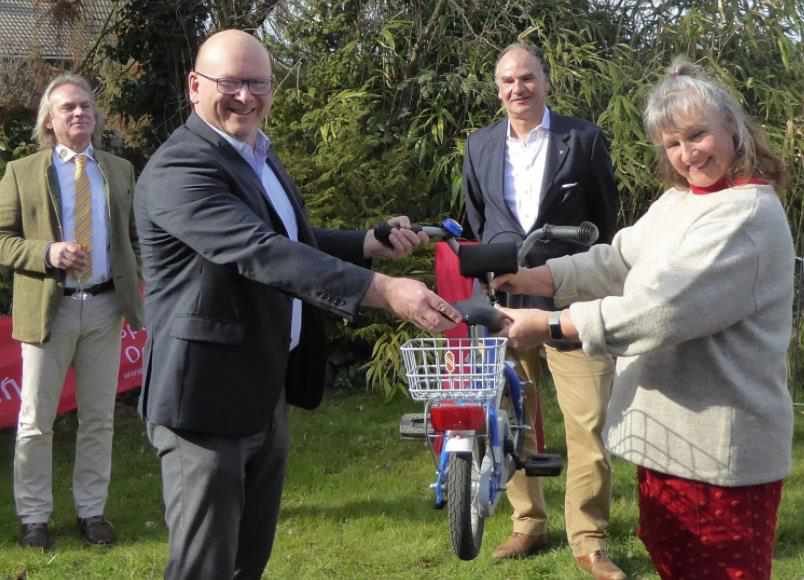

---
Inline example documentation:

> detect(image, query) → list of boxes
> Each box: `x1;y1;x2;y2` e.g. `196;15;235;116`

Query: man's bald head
189;29;274;146
195;30;272;74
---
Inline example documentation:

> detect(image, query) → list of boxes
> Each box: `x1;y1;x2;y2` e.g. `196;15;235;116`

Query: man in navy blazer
135;29;459;579
463;44;623;579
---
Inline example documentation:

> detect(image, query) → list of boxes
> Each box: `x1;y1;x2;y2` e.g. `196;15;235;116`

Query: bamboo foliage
263;0;802;396
0;0;800;395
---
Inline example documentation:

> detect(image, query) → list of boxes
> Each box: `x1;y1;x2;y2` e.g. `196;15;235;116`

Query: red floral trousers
637;466;783;580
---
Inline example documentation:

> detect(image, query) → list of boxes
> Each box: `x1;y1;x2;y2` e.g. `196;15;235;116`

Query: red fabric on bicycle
434;241;478;339
434;240;547;451
637;466;782;580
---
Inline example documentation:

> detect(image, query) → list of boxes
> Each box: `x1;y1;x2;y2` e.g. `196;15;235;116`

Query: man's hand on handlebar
361;273;462;333
491;265;556;297
363;216;428;260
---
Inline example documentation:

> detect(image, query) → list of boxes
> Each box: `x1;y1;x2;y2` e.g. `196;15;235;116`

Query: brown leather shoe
19;522;51;549
491;532;548;560
575;550;626;580
77;516;116;545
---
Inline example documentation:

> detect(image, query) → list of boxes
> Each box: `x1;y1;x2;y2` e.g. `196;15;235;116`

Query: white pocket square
560;182;578;190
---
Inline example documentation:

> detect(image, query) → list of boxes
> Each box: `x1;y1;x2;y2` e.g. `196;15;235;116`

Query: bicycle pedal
399;413;429;440
523;453;562;477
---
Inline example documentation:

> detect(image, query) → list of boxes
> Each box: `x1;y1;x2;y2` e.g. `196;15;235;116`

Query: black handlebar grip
373;222;394;248
372;222;424;248
543;222;599;245
452;297;506;333
459;242;519;278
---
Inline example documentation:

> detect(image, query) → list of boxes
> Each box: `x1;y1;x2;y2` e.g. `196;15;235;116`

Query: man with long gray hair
0;73;142;549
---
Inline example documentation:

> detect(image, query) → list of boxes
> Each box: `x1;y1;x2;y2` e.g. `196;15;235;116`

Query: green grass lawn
0;387;802;579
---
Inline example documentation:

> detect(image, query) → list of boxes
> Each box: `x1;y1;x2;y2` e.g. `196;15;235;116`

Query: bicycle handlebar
373;222;450;242
373;218;463;247
372;217;598;330
517;222;598;265
373;218;598;279
452;296;507;333
374;219;597;264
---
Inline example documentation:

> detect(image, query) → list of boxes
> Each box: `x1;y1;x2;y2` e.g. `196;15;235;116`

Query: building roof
0;0;117;60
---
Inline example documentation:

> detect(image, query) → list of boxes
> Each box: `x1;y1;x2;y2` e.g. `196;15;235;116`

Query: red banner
0;316;145;429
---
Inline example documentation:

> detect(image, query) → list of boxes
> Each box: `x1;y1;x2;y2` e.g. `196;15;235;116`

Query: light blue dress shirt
53;144;111;288
204;121;302;351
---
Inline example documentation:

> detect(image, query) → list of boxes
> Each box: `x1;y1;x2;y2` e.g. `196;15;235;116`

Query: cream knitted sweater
547;183;794;485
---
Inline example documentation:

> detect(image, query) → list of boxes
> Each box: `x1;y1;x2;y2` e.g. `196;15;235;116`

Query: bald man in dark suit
135;29;459;579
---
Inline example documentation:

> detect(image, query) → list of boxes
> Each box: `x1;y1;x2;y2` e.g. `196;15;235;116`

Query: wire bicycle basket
400;337;507;402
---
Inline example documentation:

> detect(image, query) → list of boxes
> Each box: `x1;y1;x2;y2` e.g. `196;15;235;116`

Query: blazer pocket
559;182;579;203
169;315;245;344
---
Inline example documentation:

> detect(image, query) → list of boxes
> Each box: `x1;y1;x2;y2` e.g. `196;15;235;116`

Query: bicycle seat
453;297;507;332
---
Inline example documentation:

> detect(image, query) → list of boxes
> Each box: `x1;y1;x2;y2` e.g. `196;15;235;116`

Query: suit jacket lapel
237;153;282;231
95;151;114;225
264;148;316;246
218;143;280;230
489;120;525;235
45;159;63;238
185;113;290;237
536;113;571;226
185;112;316;245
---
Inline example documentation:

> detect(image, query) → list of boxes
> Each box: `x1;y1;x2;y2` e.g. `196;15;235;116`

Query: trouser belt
64;279;115;296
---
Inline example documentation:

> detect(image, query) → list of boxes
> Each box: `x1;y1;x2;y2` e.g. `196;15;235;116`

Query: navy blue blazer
134;113;373;437
463;110;619;310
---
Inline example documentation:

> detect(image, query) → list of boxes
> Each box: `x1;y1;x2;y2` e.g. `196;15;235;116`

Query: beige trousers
506;345;615;557
14;292;123;524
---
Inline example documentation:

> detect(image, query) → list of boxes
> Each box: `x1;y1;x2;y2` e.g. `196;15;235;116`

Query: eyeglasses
194;70;274;96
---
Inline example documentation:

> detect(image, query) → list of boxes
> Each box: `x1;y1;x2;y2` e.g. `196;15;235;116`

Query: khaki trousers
506;345;614;556
14;292;123;524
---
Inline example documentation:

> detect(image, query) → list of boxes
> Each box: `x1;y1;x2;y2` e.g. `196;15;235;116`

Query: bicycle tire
447;449;484;560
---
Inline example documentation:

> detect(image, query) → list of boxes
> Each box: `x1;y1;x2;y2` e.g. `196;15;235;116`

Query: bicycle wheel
447;445;484;560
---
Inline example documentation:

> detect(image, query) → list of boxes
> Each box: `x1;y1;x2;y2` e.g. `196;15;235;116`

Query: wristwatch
548;310;563;340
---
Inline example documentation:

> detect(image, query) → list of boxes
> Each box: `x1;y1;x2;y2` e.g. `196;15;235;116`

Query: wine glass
71;244;90;301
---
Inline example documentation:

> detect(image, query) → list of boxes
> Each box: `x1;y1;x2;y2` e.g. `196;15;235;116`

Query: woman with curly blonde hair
490;57;793;579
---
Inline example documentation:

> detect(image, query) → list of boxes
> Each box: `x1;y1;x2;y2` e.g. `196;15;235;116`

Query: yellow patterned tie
73;154;93;281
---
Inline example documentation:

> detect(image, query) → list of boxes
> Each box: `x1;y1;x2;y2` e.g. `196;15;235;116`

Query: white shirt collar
54;143;95;164
200;117;272;159
506;107;551;143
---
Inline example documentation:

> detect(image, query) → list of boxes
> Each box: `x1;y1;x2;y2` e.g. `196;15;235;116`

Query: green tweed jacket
0;148;143;344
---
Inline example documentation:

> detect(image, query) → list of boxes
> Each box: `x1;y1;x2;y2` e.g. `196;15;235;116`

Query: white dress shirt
503;107;551;232
53;144;110;287
204;121;302;351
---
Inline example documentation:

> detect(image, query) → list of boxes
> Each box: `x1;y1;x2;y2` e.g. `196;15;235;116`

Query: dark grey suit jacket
134;112;374;437
463;110;619;310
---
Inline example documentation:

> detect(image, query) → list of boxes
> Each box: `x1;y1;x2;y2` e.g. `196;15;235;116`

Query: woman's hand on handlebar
364;216;428;259
494;307;579;350
491;265;556;297
493;306;550;351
